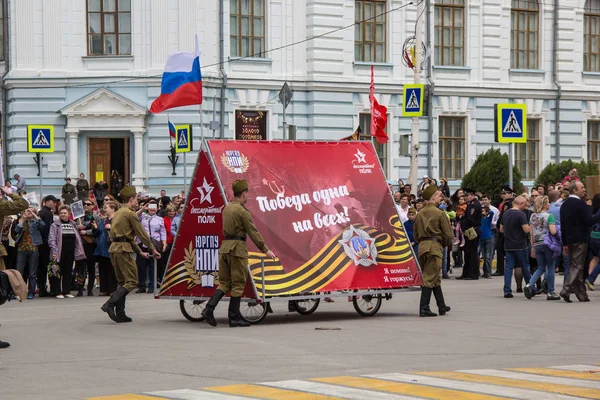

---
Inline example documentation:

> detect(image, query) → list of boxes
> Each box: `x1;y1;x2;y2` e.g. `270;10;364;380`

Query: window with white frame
359;113;388;176
434;0;465;66
510;0;539;70
438;117;465;180
87;0;132;56
355;0;387;63
230;0;266;58
588;120;600;170
584;0;600;72
515;119;540;180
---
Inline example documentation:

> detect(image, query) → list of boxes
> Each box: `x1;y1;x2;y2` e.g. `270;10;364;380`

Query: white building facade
3;0;600;196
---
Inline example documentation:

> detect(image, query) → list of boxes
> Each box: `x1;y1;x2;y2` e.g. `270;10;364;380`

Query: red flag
369;66;389;144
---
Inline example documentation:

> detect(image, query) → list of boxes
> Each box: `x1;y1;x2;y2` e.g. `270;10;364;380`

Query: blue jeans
480;238;494;276
587;260;600;284
16;250;39;296
562;249;570;281
504;249;532;295
136;253;154;290
529;245;556;294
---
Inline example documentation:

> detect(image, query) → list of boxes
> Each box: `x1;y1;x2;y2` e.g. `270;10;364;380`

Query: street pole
407;0;425;196
508;143;514;190
283;105;287;140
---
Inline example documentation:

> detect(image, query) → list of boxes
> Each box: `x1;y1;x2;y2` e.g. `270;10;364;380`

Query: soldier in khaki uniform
202;180;276;327
414;185;454;317
101;186;160;323
0;187;29;350
0;187;29;270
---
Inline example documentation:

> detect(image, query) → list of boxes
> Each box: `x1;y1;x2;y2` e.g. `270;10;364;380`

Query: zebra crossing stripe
509;367;600;382
146;389;250;400
551;365;600;373
261;379;420;399
365;373;585;400
418;370;600;398
205;383;341;399
312;376;508;400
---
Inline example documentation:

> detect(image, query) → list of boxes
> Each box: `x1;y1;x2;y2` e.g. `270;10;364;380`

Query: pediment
60;88;147;117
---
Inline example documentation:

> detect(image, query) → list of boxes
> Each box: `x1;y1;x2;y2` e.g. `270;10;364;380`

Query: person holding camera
13;208;45;299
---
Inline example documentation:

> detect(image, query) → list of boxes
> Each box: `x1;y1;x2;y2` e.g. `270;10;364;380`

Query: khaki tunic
414;203;454;288
109;206;155;291
0;194;30;270
218;200;269;297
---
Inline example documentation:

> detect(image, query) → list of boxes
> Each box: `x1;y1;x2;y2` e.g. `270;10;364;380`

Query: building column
66;128;79;179
131;128;146;191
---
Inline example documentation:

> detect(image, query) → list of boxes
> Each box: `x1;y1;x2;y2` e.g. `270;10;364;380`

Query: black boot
115;294;133;323
228;297;251;327
101;287;128;322
201;289;225;327
419;287;437;317
432;286;451;316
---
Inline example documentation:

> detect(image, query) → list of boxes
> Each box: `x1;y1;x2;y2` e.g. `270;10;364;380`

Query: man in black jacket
560;180;600;302
457;188;482;280
37;195;58;297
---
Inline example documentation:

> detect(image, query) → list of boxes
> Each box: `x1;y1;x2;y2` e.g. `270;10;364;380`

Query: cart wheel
179;299;206;322
352;293;382;317
240;300;268;324
294;298;320;315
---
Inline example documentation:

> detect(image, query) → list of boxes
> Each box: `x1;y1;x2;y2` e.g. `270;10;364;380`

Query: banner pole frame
367;140;423;277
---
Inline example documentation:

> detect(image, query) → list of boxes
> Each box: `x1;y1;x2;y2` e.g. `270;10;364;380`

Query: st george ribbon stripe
247;216;414;296
262;379;421;399
366;373;585;400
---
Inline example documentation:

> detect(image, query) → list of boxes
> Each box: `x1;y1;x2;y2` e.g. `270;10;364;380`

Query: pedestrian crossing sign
494;104;527;143
402;84;424;117
175;124;192;153
27;125;54;153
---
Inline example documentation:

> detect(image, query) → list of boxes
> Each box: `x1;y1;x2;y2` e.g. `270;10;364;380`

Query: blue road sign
175;124;192;153
27;125;54;153
495;104;527;144
402;84;424;117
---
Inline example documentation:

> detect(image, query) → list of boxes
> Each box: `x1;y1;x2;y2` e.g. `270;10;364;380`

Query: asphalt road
0;276;598;399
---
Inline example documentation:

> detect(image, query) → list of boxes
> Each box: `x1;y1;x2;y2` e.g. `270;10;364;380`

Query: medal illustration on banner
338;225;378;267
401;35;430;72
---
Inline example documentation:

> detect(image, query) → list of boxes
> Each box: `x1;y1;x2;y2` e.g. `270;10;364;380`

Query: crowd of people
394;169;599;303
0;173;186;301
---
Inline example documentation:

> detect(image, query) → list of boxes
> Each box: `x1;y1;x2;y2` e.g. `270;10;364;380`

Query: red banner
160;141;421;299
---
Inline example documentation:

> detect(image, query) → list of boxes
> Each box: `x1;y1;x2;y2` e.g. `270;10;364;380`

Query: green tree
461;148;523;205
535;160;599;187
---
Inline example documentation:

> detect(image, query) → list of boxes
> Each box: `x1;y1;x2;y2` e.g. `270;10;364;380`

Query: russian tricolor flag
150;38;203;114
168;120;176;138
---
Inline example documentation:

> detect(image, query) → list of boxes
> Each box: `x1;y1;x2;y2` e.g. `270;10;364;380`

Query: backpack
0;271;12;306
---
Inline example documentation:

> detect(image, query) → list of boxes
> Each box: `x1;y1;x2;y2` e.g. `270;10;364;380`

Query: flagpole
407;0;425;196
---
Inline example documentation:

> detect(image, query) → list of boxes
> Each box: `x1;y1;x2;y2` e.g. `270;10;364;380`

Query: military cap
232;179;248;194
422;185;438;201
119;186;137;201
408;207;417;214
462;187;476;195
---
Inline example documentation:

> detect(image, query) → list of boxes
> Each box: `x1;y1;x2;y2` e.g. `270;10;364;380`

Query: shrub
461;148;523;205
535;160;599;187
